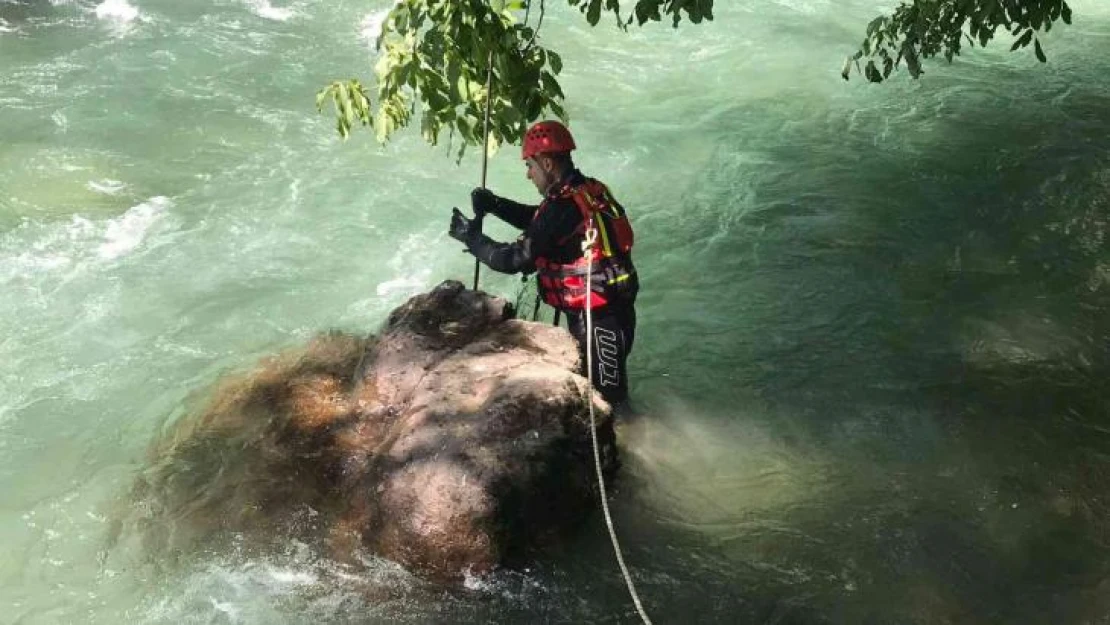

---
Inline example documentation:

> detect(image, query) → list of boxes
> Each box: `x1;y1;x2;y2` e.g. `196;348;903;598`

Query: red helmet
521;120;576;160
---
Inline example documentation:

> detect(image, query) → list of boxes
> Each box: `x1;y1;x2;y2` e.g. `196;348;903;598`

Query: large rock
122;280;615;580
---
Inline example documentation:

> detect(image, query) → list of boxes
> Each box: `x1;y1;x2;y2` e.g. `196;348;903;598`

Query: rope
582;224;653;625
473;49;494;291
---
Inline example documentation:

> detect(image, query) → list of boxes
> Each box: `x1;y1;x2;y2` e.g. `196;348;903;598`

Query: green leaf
446;58;461;100
525;93;542;120
865;60;883;83
1034;38;1046;63
587;0;602;26
540;71;564;99
687;1;703;24
634;0;660;24
548;50;563;74
605;0;622;21
338;89;352;125
425;88;448;112
1062;2;1072;24
866;15;885;36
1011;29;1032;50
421;112;437;144
550;100;566;121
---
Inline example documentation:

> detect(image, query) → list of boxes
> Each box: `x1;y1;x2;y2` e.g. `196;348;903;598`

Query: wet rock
120;280;614;580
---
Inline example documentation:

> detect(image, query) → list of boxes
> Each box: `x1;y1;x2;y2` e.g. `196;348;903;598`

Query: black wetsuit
465;170;639;405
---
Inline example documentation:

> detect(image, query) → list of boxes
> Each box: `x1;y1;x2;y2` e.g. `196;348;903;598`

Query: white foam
374;233;431;298
66;215;97;239
769;0;829;14
97;196;169;260
375;275;425;297
94;0;139;23
263;566;317;586
87;179;127;195
0;216;86;283
208;598;240;620
51;111;68;132
13;250;72;274
359;8;392;48
462;567;493;591
0;197;170;282
246;0;295;21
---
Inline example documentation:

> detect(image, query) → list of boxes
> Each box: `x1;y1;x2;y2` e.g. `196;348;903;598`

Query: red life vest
533;178;636;311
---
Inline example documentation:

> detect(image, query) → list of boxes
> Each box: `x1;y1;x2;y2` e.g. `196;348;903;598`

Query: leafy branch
844;0;1074;83
317;0;714;158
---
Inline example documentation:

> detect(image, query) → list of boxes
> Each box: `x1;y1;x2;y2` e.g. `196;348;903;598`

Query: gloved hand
448;207;481;245
470;187;497;217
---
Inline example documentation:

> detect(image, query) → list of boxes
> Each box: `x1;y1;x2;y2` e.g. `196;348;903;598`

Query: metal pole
473;50;494;292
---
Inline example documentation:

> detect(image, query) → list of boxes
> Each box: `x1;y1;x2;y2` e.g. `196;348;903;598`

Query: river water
2;0;1109;623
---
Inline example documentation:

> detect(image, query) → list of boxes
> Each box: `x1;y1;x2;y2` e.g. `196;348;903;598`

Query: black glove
471;187;498;217
448;207;481;245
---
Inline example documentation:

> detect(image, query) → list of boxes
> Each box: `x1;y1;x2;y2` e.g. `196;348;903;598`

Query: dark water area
615;48;1110;624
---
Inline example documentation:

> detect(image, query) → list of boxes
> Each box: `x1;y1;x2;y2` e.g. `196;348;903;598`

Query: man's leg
566;305;633;405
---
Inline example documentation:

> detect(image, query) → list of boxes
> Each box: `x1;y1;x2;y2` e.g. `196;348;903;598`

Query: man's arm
472;189;536;231
467;233;534;274
450;198;577;274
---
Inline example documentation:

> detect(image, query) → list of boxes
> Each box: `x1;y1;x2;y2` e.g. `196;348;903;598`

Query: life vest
533;178;636;311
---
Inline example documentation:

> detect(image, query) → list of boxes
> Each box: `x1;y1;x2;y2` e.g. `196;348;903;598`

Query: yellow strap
596;218;614;257
573;189;616;257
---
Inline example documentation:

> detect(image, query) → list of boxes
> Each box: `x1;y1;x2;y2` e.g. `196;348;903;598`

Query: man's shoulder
544;195;580;210
532;196;582;233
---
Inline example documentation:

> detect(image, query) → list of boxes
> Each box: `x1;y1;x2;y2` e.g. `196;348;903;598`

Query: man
448;120;639;406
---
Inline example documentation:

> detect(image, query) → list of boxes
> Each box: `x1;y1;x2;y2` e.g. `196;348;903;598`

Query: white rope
582;223;654;625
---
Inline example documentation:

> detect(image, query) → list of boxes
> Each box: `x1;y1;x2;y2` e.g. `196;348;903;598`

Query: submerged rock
121;280;615;580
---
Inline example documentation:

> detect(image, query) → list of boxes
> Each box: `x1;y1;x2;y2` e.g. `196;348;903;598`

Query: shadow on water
619;59;1110;623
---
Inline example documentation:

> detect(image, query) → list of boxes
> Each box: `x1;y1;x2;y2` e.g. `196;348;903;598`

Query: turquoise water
2;0;1109;622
